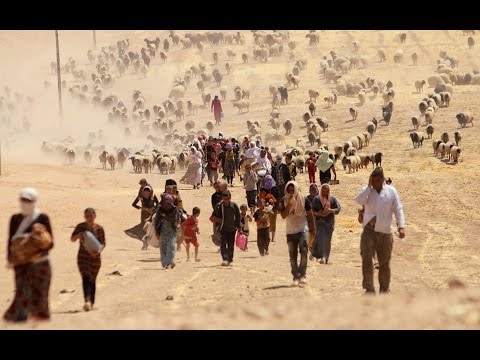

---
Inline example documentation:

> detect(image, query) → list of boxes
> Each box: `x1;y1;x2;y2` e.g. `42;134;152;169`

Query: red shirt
306;157;317;173
184;215;198;238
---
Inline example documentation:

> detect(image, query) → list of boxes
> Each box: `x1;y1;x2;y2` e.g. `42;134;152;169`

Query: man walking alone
355;167;405;295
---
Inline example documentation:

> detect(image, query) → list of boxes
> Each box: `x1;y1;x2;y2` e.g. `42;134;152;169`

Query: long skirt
4;260;52;322
224;158;236;178
313;219;334;260
78;248;101;283
159;222;177;267
180;162;201;186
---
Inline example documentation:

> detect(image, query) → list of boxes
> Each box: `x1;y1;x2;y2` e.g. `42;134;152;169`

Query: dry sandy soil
0;30;480;329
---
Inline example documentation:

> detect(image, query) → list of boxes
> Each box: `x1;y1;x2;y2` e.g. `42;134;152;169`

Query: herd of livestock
3;30;476;174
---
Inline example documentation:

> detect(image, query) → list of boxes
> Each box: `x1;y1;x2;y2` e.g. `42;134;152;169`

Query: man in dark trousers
355;167;405;295
212;190;241;266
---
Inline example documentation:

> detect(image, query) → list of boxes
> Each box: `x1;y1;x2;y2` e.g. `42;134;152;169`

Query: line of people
3;164;405;323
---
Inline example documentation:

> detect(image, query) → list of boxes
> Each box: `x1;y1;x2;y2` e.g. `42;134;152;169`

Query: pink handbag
235;233;247;250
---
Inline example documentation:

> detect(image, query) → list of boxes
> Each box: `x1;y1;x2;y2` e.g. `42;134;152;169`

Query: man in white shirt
355;167;405;295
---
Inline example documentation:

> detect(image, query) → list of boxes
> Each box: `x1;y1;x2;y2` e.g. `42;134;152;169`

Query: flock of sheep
37;30;478;176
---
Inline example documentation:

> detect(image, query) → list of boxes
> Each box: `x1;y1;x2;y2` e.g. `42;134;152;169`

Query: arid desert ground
0;30;480;329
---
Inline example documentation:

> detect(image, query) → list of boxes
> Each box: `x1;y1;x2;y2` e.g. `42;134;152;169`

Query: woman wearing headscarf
155;194;180;269
263;175;279;242
223;142;236;186
312;183;341;264
279;181;316;286
316;150;337;185
164;179;186;251
71;208;106;312
180;146;203;189
252;149;272;175
4;188;54;322
306;184;319;259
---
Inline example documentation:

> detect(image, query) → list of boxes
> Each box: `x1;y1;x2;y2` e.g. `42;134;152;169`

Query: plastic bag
235;232;247;250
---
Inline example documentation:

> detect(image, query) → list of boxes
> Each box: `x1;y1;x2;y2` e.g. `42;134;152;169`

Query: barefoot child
184;207;201;261
239;204;252;251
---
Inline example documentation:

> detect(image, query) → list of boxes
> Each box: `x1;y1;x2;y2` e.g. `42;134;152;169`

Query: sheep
410;131;425;148
283;119;293;135
302;112;311;123
367;152;381;169
117;149;128;168
169;85;186;100
349;107;358;121
324;94;336;107
399;32;407;43
157;156;171;175
428;75;445;88
206;121;214;133
271;108;280;119
468;37;475;49
350;136;360;150
242;90;250;99
450;146;461;163
415;80;426;93
307;131;317;146
185;120;195;131
378;48;387;62
366;121;376;136
426;124;434;139
411;52;418;66
316;117;329;132
226;49;236;61
440;132;449;144
278;86;288;104
242;53;248;63
220;86;227;101
456;112;474;128
440;92;451;107
84;149;92;163
308;89;320;102
129;156;143;173
346;155;360;173
393;49;404;63
411;116;420;130
359;155;372;169
346;147;357;156
453;131;462;146
363;132;372;146
233;99;250;113
425;108;435;125
99;150;108;170
432;140;442;155
419;100;428;115
358;90;366;105
269;118;281;132
294;156;305;173
343;141;353;155
435;142;447;158
106;153;116;170
287;74;300;88
309;102;316;116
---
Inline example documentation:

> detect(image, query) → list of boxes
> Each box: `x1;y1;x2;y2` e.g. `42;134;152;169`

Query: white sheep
450;146;461;163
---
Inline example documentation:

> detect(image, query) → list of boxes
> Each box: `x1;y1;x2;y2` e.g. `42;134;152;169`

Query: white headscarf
14;188;41;240
244;142;259;158
284;181;305;216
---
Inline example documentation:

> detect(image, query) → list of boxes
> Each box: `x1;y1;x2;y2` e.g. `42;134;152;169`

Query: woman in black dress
4;188;54;322
71;208;106;312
